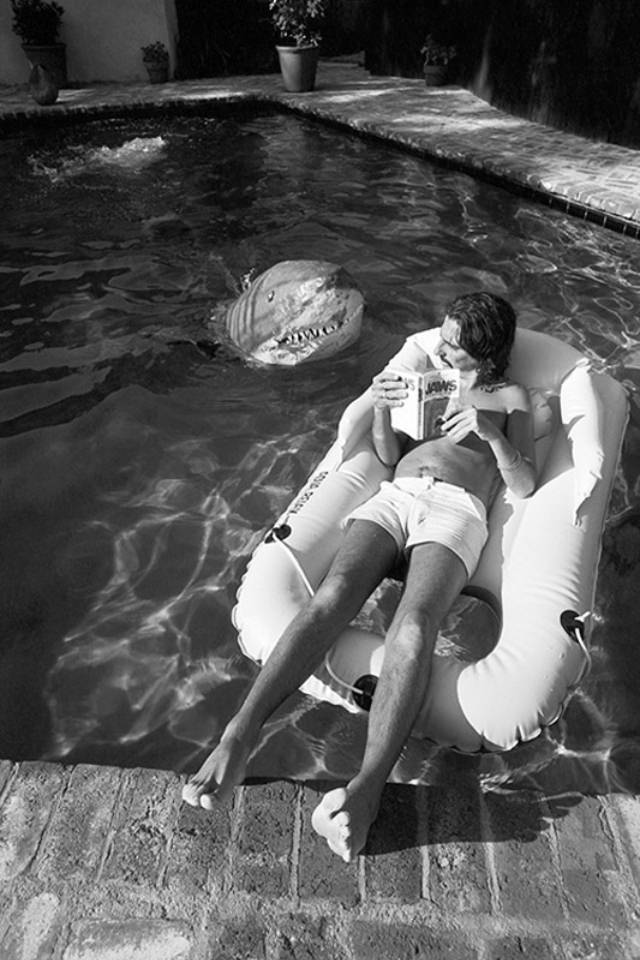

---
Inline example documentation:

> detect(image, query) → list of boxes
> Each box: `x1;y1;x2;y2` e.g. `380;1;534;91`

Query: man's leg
182;520;398;808
312;542;468;861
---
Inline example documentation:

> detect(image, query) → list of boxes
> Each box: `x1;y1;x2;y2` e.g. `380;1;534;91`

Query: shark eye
267;290;275;302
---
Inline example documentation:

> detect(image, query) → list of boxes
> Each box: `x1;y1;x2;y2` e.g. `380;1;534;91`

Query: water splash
28;136;166;183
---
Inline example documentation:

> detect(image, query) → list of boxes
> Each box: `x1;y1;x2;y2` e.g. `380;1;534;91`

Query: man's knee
312;572;355;618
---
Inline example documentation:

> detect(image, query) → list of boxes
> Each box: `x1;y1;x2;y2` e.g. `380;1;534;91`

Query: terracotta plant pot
423;64;447;87
143;61;169;84
276;44;319;93
22;43;67;88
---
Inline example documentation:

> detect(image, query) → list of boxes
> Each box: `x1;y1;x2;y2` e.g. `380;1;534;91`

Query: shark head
225;260;364;366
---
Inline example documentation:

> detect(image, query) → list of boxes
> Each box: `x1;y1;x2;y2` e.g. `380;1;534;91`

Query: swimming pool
1;107;639;793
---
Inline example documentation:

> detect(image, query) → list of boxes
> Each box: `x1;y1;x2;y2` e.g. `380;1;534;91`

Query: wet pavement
1;58;640;960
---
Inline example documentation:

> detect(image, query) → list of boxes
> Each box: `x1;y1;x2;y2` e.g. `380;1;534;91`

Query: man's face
436;317;479;373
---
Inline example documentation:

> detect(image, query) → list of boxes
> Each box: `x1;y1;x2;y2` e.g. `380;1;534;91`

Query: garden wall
364;0;640;148
0;0;177;85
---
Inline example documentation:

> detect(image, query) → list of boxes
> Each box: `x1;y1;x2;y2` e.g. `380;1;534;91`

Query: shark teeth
276;317;345;346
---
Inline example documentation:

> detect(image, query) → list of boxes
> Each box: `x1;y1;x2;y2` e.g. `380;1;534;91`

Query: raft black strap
560;609;593;681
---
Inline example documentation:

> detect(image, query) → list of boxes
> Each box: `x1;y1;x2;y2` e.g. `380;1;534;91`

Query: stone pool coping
2;57;640;238
2;57;640;960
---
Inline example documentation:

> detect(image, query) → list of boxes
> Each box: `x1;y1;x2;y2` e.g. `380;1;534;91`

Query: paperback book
388;367;461;440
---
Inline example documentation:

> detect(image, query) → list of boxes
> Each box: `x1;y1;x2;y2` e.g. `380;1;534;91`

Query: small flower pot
423;64;447;87
143;61;169;84
29;63;58;105
276;44;319;93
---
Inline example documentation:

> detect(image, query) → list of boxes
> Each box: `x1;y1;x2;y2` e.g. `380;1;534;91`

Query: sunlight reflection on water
1;111;639;799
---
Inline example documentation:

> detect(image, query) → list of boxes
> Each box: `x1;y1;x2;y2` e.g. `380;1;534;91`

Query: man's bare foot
182;732;251;809
311;784;379;862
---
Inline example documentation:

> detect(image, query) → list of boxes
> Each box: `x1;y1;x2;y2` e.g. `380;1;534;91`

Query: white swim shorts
345;476;488;578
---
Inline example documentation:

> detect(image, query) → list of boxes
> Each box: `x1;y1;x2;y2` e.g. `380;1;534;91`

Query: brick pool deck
2;60;640;960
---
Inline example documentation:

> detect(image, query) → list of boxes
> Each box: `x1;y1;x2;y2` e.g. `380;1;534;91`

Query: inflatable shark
223;260;364;366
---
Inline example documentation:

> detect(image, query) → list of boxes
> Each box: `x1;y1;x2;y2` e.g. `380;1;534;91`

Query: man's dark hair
445;292;516;388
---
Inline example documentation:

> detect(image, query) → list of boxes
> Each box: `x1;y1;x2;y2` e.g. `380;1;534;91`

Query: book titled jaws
388;367;461;440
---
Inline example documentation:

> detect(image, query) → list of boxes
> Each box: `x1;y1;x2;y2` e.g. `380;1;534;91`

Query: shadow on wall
363;0;640;149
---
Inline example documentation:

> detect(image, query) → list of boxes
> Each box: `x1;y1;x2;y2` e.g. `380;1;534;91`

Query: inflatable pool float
232;328;628;753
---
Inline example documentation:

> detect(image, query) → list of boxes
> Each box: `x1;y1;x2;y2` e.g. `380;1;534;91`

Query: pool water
1;109;639;795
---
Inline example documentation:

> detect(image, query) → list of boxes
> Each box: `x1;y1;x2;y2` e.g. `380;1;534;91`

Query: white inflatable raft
232;328;628;753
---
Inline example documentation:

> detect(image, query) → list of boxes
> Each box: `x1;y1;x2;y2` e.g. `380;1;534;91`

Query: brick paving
2;763;640;959
1;59;640;960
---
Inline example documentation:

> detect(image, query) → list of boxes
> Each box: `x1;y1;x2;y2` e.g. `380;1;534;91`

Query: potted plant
420;34;456;87
11;0;67;88
141;41;170;84
269;0;325;93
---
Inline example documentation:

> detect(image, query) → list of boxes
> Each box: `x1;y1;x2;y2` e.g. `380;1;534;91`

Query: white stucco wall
0;0;177;85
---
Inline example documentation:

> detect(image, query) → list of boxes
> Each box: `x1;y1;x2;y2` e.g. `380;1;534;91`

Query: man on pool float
182;292;537;862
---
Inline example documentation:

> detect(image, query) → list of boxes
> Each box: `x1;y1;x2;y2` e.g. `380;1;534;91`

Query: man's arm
485;384;536;498
490;394;537;498
370;372;409;467
441;384;537;499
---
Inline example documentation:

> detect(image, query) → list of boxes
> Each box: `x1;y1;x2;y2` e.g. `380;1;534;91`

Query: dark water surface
1;109;639;797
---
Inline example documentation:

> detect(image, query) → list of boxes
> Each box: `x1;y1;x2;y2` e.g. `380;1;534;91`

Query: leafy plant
11;0;64;45
141;41;169;63
269;0;325;47
420;34;456;66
